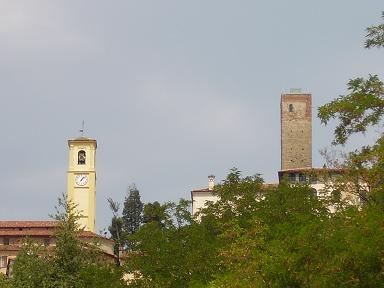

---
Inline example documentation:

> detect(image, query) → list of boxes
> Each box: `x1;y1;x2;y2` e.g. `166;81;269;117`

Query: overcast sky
0;1;383;232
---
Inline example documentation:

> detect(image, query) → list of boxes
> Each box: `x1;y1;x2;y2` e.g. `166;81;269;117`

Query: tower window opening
78;150;86;165
299;173;306;182
288;104;294;112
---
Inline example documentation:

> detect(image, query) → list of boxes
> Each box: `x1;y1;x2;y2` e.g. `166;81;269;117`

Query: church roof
0;221;112;241
0;221;58;228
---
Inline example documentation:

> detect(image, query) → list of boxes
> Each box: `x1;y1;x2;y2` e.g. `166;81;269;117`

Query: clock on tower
67;137;97;232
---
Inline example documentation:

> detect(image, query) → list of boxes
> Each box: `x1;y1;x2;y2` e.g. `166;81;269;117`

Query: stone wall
280;94;312;170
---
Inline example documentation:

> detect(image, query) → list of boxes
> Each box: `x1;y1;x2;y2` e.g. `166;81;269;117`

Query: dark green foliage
123;185;144;235
142;201;173;227
125;168;384;288
78;264;126;288
108;197;124;265
0;273;11;288
109;215;124;264
126;200;220;288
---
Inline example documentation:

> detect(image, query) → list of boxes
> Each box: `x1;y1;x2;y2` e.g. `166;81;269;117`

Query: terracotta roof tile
0;221;113;243
0;221;58;228
0;230;55;236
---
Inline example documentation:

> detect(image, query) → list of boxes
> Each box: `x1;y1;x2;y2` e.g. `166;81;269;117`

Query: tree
202;170;331;287
142;201;173;227
318;12;384;204
206;170;384;287
0;273;11;288
10;239;53;288
365;12;384;48
123;184;143;236
108;198;124;266
318;75;384;145
126;199;220;287
11;195;126;288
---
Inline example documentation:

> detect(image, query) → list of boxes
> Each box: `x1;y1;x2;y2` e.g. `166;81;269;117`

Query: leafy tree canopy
10;195;126;288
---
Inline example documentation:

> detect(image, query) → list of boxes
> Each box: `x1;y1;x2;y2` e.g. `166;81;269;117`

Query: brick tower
281;92;312;170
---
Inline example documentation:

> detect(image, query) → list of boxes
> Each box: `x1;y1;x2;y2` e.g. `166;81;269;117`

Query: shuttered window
0;256;7;268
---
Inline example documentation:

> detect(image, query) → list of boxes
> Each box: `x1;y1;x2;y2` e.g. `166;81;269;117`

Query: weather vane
79;120;85;137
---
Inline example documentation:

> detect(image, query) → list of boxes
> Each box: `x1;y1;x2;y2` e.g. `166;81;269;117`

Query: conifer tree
122;184;143;236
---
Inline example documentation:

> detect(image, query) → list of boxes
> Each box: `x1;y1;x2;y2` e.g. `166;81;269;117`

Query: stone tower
281;92;312;170
67;137;97;232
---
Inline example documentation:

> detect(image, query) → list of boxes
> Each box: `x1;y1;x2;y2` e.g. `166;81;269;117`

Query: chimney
208;175;215;190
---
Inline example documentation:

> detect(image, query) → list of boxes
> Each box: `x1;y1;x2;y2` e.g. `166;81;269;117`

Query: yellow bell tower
67;137;97;232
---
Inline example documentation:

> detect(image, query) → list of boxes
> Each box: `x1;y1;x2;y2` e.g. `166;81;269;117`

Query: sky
0;1;383;232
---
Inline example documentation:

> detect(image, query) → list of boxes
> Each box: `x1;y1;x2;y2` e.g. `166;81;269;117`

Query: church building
0;136;114;276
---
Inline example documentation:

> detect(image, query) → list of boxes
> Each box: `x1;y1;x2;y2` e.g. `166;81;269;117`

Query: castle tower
67;137;97;232
281;92;312;170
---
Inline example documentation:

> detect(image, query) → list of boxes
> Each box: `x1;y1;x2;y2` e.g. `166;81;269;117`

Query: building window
7;258;14;277
0;256;7;268
3;238;9;245
44;238;50;247
288;173;296;182
78;150;86;165
299;174;306;182
310;176;318;184
289;104;294;112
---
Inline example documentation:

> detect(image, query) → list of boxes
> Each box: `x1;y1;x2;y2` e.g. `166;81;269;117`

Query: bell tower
67;137;97;232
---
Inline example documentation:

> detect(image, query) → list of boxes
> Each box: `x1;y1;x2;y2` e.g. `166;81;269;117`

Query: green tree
123;184;144;236
365;12;384;48
0;273;11;288
10;239;53;288
108;198;124;266
122;168;384;287
318;12;384;144
142;201;173;227
318;12;384;204
11;195;126;288
203;170;330;287
126;199;220;288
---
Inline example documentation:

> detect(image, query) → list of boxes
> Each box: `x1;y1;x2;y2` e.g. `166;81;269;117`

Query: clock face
75;174;88;186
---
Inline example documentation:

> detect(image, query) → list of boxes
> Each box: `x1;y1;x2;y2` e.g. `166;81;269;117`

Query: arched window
288;104;294;112
78;150;86;165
